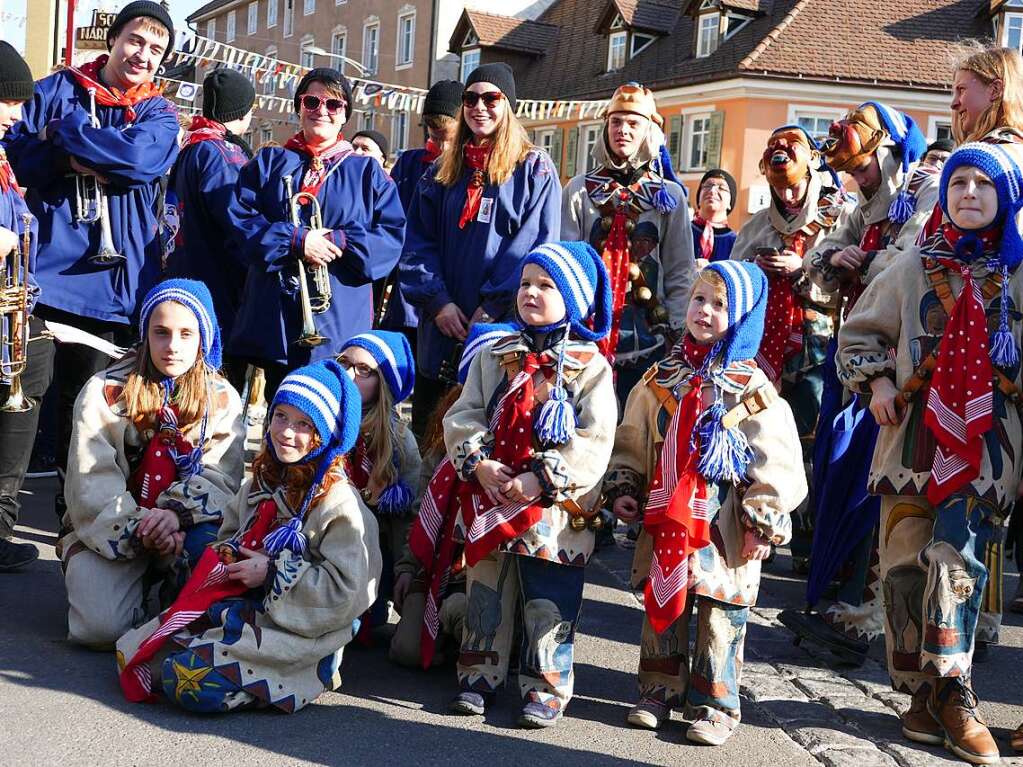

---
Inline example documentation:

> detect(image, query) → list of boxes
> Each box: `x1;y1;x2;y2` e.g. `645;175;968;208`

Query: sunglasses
300;95;347;114
461;91;504;109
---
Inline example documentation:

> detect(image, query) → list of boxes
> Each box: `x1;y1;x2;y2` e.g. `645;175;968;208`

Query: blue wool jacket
381;146;433;331
3;69;180;324
692;221;737;263
166;138;250;339
226;145;405;367
400;149;561;377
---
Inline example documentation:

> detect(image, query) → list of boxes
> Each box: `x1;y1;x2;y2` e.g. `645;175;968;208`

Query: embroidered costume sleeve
442;352;496;479
604;375;661;506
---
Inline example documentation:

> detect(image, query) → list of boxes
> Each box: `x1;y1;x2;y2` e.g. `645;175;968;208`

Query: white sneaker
686;712;737;746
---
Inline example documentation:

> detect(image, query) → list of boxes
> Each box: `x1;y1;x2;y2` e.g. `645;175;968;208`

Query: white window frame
579;123;602;174
536;128;556;159
362;111;376;131
263;46;278;94
392;111;409;153
607;30;627;71
396;9;416;69
1004;12;1023;52
696;12;720;58
724;11;752;40
283;0;294;38
362;19;380;75
226;10;236;42
267;0;278;28
300;35;316;69
336;0;347;4
684;111;713;171
247;2;258;35
304;0;315;16
786;105;844;144
927;115;953;142
260;124;273;145
460;48;480;81
631;32;655;58
331;27;347;60
206;18;216;39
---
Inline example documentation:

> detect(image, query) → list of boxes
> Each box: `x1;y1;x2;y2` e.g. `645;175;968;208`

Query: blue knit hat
459;322;518;384
702;260;768;366
341;330;415;403
139;278;222;370
263;360;362;555
938;141;1023;367
858;101;927;225
520;241;612;342
772;124;843;188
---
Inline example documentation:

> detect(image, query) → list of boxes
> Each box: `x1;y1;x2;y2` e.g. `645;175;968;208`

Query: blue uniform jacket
227;145;405;367
382;147;432;331
692;221;736;263
167;138;249;339
400;149;561;377
3;69;180;325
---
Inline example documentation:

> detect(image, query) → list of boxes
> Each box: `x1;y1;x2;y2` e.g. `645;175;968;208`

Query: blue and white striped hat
703;260;768;365
859;101;927;224
139;278;222;369
459;322;518;384
520;240;612;342
341;330;415;403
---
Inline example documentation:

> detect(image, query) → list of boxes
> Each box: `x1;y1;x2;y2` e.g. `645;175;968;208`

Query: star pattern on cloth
171;659;218;702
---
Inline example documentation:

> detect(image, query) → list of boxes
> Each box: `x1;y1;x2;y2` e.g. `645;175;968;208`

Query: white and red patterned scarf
182;115;226;147
693;215;716;261
284;131;353;195
755;231;807;382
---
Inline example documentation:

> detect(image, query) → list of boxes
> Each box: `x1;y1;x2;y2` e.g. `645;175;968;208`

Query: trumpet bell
89;248;126;265
0;378;31;413
296;330;330;348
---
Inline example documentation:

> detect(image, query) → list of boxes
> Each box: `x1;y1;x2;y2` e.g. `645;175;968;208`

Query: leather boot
901;686;942;745
927;678;1000;764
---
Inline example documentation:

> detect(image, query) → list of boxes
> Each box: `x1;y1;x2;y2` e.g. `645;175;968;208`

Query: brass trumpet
0;214;34;412
76;88;124;265
283;175;331;347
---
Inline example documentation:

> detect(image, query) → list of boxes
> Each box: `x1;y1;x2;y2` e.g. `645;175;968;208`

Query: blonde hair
694;268;728;303
360;383;402;500
435;104;533;187
953;45;1023;144
121;341;211;434
251;433;346;513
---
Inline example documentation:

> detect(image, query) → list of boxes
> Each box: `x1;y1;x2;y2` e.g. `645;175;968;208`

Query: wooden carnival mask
821;104;888;173
759;128;819;193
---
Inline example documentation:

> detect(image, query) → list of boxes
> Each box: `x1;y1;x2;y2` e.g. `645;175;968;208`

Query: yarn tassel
263;517;308;557
654;144;679;214
534;385;576;445
695;397;754;484
376;479;414;516
887;189;914;225
990;271;1020;368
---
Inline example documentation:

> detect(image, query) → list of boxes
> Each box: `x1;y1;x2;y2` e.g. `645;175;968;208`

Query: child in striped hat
604;261;806;743
337;330;421;642
837;141;1023;765
62;278;245;649
116;358;382;713
443;240;618;727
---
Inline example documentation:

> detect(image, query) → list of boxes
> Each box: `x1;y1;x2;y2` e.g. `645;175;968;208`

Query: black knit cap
699;168;737;213
927;138;955;155
107;1;175;58
203;68;255;123
353;129;389;158
464;63;516;110
423;79;463;119
0;42;34;102
294;67;353;125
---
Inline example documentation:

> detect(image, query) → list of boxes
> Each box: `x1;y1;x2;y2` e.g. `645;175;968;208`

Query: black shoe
778;608;868;666
973;640;990;663
0;538;39;571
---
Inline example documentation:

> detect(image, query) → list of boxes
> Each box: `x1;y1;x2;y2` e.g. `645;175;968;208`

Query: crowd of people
0;1;1022;762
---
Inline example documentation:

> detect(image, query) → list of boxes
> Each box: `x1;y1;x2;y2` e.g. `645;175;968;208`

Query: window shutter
565;126;579;178
668;114;683;168
550;128;563;175
705;111;725;169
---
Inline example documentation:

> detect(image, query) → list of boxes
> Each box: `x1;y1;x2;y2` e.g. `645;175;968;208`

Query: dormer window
603;11;660;72
696;12;720;58
608;30;627;70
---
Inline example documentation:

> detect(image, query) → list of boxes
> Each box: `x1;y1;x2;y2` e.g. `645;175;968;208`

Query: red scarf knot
67;55;164;124
458;142;492;229
284;131;353;195
693;216;719;261
423;139;442;164
183;116;227;147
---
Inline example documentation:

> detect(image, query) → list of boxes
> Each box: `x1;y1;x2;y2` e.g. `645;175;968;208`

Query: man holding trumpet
1;1;180;525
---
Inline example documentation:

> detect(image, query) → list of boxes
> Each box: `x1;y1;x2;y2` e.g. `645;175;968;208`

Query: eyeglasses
300;95;347;114
338;357;378;379
461;91;504;109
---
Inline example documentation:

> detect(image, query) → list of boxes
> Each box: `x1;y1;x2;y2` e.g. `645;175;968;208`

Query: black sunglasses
462;91;504;109
300;95;347;114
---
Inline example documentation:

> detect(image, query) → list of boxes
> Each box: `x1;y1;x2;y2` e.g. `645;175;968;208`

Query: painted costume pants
879;494;1004;694
64;522;217;648
638;595;748;726
458;550;585;712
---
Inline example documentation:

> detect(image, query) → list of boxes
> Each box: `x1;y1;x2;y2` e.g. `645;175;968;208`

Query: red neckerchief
347;435;373;495
127;404;196;507
642;336;715;634
119;497;281;702
66;55;163;123
462;352;557;566
0;147;22;197
458;142;492;229
755;231;807;382
597;189;632;364
284;131;353;195
422;139;442;164
183;115;227;147
693;216;717;261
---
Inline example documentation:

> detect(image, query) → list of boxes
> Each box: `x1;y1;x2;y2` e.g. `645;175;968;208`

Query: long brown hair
251;433;346;512
360;383;404;499
435;101;533;187
421;384;463;457
121;340;211;433
953;45;1023;144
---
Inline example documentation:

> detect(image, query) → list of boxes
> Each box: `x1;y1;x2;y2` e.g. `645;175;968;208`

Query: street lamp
303;45;367;77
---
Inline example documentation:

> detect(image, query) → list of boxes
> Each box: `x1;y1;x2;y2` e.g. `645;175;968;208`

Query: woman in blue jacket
400;63;561;436
227;68;405;399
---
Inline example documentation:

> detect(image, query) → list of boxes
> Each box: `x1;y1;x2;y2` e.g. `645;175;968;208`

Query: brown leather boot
927;678;1000;765
901;686;942;745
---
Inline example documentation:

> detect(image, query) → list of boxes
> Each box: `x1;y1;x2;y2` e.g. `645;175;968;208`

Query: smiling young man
2;0;180;527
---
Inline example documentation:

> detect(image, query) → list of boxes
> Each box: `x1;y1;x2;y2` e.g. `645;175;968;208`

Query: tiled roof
612;0;682;34
186;0;235;22
453;10;561;56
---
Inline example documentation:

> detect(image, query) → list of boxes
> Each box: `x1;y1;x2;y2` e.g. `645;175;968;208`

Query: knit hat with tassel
459;322;519;384
858;101;927;225
262;360;362;556
938;141;1023;368
519;241;612;446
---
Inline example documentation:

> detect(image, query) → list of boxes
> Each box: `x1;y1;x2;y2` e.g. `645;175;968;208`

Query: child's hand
741;528;772;561
393;572;413;613
473;459;516;504
501;472;542;504
138;507;180;550
868;377;903;426
226;546;270;588
613;495;640;522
